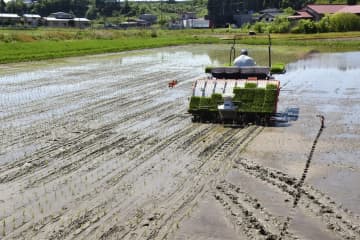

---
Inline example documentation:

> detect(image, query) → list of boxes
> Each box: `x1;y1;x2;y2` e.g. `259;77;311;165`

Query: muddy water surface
1;47;360;240
276;51;360;213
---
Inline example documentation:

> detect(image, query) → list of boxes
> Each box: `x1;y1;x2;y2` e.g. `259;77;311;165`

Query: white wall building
183;18;209;28
23;14;41;26
44;12;90;28
0;13;21;25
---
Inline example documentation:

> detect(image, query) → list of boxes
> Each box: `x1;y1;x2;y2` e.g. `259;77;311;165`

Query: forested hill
207;0;358;26
1;0;359;22
208;0;359;13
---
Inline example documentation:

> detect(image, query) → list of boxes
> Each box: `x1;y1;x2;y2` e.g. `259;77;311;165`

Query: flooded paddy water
0;45;359;239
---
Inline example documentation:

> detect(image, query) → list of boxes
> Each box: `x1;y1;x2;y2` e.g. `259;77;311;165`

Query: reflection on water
276;51;360;215
277;51;360;100
287;51;360;71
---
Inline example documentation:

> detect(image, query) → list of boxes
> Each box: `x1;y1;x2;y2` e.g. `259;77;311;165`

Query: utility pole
268;33;272;69
160;0;163;22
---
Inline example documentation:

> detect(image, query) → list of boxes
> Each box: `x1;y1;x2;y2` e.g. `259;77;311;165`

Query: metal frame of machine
188;34;283;125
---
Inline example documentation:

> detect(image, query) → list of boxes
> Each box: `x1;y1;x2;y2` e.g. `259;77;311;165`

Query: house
48;12;73;19
119;19;149;29
183;18;209;28
259;12;283;22
258;8;283;22
44;12;90;28
23;14;41;26
287;11;313;21
139;14;157;24
259;8;283;14
289;4;360;21
181;12;196;20
0;13;21;25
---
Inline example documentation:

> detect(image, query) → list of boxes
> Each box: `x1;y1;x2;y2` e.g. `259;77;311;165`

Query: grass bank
0;28;359;64
0;29;220;63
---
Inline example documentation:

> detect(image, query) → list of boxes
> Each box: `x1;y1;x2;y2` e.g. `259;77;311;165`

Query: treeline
1;0;89;17
248;12;360;33
207;0;359;26
207;0;316;27
0;0;207;20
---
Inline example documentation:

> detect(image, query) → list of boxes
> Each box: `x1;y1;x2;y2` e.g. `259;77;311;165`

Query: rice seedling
22;210;26;224
12;216;16;230
2;219;6;236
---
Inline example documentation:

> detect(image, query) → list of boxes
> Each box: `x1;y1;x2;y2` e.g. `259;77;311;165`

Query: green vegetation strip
0;34;220;63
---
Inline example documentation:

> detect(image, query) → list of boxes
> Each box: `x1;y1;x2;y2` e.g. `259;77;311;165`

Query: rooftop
338;5;360;14
0;13;20;18
23;14;41;18
307;4;360;14
288;11;313;19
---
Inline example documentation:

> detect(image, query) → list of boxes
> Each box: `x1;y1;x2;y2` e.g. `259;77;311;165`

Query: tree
71;0;89;17
347;0;357;5
243;0;262;12
295;19;317;33
208;0;244;27
329;13;360;32
85;4;97;19
316;14;330;32
280;0;310;9
5;0;26;15
33;0;73;17
121;0;130;15
0;0;6;13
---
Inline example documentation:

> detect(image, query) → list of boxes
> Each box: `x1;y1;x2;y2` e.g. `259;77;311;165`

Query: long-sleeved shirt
233;55;256;67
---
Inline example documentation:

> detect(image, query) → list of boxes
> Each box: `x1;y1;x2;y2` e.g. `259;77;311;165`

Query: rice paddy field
0;39;360;239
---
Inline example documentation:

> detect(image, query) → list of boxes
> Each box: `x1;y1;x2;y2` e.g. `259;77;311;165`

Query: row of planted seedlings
0;128;160;237
189;82;278;113
233;82;278;113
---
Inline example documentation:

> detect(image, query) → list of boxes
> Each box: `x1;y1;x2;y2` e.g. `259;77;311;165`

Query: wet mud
0;46;360;239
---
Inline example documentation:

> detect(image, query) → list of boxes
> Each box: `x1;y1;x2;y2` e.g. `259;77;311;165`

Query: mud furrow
214;180;296;240
231;159;360;239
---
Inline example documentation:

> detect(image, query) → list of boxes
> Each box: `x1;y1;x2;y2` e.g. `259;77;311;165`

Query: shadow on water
272;107;300;127
222;107;300;129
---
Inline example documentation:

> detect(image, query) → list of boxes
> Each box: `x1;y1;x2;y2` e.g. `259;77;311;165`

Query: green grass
0;34;219;63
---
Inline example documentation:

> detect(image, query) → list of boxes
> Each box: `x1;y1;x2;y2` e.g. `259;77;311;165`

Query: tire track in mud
214;181;296;240
53;125;227;240
226;157;360;240
279;116;325;238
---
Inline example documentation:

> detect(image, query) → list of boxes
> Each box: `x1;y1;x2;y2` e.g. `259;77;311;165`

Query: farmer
233;49;256;67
